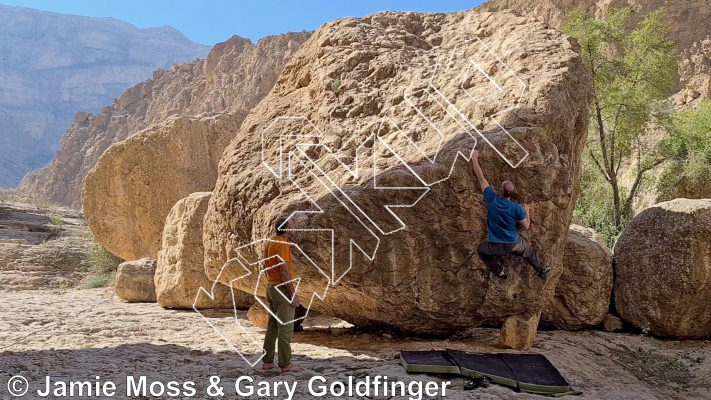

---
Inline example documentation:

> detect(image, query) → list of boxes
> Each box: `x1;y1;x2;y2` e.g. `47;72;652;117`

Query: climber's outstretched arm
470;149;489;193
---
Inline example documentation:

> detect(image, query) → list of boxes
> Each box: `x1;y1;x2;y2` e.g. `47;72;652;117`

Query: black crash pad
446;349;518;388
499;353;571;395
400;349;574;396
400;351;460;374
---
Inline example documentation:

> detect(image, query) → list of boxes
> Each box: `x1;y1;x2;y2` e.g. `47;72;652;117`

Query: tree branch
594;100;612;177
622;157;666;216
589;148;612;182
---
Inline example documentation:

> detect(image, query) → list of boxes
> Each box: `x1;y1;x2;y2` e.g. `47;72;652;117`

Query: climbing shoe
538;266;550;278
464;377;491;391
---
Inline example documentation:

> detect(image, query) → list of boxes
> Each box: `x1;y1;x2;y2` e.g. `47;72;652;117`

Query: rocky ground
1;287;709;400
1;195;709;400
0;199;92;291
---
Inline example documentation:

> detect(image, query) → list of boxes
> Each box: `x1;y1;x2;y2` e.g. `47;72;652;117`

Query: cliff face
17;32;311;208
476;0;711;107
0;4;211;187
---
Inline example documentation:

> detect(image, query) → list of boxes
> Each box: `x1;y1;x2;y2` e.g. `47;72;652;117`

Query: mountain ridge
0;4;210;187
17;31;311;208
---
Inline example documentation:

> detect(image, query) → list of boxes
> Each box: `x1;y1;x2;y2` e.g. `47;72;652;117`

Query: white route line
193;239;329;366
428;37;528;168
197;36;529;364
261;116;322;180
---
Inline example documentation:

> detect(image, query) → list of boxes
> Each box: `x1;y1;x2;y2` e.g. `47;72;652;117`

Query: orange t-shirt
263;236;295;285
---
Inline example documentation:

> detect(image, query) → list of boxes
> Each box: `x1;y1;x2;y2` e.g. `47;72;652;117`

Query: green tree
562;7;676;239
657;101;711;201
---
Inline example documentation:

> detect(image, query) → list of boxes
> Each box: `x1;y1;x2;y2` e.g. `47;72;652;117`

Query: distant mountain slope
477;0;710;49
0;4;211;187
17;32;311;208
475;0;711;107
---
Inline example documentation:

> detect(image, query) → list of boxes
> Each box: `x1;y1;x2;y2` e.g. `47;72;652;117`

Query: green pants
262;285;295;368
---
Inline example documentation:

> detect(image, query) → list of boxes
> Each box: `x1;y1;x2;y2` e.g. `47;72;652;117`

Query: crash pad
400;349;574;396
499;353;571;395
446;349;518;388
400;350;460;374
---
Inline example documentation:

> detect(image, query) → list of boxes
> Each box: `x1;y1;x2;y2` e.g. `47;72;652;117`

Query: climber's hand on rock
523;204;531;214
471;149;479;160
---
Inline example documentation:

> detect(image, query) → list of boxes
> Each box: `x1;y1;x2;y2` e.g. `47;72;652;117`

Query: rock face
155;192;242;309
542;224;613;330
476;0;711;109
614;198;711;339
115;258;157;302
674;38;711;109
18;32;311;208
476;0;711;54
0;200;90;290
0;4;210;187
203;9;592;339
83;113;245;261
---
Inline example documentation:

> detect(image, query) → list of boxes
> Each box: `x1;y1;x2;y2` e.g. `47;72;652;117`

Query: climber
470;149;550;280
261;216;303;373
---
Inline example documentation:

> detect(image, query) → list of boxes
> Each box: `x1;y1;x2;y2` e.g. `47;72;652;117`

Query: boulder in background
614;198;711;339
115;258;157;303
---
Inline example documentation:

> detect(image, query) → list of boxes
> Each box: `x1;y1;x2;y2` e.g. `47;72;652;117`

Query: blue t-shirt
484;186;526;243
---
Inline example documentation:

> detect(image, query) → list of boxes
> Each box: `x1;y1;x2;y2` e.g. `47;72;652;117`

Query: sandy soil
1;288;710;400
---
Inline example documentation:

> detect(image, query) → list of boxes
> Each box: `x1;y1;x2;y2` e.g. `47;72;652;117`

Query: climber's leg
477;241;507;277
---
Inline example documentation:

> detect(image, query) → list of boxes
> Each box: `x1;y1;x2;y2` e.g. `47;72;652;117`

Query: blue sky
2;0;487;45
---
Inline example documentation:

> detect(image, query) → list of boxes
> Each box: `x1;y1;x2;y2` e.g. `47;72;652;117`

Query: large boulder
155;192;251;309
542;224;613;330
614;198;711;339
83;112;246;261
203;9;592;343
115;258;157;302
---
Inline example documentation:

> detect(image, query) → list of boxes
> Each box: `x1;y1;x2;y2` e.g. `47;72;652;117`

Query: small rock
247;300;270;329
602;313;623;333
500;313;540;350
74;111;92;124
115;258;157;302
330;327;349;336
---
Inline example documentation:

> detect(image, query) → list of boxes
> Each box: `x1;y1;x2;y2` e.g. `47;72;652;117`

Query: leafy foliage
82;272;117;289
0;188;10;206
32;197;52;214
563;6;676;243
574;155;630;247
48;212;65;228
330;78;341;93
657;101;711;201
82;232;122;288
